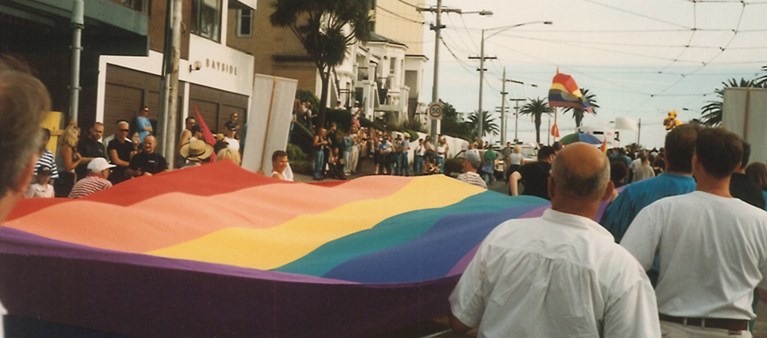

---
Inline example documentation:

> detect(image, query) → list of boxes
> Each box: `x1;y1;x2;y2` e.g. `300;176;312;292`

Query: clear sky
416;0;767;148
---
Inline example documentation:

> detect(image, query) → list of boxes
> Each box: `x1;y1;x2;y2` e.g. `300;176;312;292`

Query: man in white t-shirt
450;143;660;337
622;127;767;337
224;126;240;152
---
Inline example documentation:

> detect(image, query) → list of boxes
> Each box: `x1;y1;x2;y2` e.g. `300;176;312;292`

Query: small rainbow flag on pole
548;71;592;112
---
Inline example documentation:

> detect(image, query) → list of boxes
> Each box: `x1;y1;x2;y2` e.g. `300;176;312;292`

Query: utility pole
509;98;525;143
469;30;496;142
637;118;642;146
159;0;182;168
501;68;536;144
429;0;443;141
470;21;551;143
69;0;84;123
500;68;509;145
418;4;491;140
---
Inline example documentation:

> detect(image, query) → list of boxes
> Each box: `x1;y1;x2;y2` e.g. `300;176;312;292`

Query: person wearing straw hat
179;139;214;168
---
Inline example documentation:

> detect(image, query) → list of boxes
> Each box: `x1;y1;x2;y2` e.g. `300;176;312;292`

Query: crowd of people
26;109;248;199
309;122;455;181
450;124;767;337
6;55;767;337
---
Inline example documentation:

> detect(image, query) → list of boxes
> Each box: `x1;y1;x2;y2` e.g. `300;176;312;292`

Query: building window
191;0;221;42
236;9;253;37
119;0;149;14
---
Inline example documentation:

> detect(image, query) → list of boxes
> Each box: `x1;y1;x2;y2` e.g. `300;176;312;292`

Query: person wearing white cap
69;157;115;198
456;149;487;189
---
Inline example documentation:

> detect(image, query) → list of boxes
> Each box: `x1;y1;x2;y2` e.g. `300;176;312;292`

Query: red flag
601;135;608;153
550;123;560;138
194;106;217;161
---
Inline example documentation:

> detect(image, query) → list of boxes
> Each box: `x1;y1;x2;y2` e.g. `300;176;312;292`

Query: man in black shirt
75;122;107;180
516;146;557;200
107;120;137;184
127;135;167;177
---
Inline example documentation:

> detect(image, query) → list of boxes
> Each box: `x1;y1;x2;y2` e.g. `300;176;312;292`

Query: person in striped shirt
34;127;59;180
69;157;114;199
457;149;487;189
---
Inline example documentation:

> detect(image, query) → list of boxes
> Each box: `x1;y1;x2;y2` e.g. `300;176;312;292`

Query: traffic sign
428;102;444;120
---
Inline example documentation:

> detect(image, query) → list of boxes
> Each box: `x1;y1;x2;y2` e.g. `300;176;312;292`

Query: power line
397;0;420;8
578;0;692;29
376;5;424;24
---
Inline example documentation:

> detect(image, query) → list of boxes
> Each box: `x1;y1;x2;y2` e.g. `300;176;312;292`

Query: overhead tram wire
578;0;692;30
657;0;699;74
491;33;706;64
651;1;749;103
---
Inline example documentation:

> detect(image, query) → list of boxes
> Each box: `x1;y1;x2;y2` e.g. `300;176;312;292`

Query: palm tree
562;88;599;131
466;111;499;139
756;66;767;87
270;0;372;128
700;78;758;126
519;98;553;144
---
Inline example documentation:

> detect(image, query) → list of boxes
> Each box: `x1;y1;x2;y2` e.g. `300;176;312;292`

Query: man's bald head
550;143;610;200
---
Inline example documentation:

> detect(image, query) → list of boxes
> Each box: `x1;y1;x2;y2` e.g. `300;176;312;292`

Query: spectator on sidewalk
107;120;137;184
179;139;214;168
55;124;82;197
25;166;55;199
69;158;114;198
135;106;153;143
34;128;59;182
127;135;167;177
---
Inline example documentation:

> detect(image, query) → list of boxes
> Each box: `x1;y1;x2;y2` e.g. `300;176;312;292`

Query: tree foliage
519;98;553;145
465;111;499;139
271;0;371;127
439;100;473;140
757;66;767;87
562;88;599;131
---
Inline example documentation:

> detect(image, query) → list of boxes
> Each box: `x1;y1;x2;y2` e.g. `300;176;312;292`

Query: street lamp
419;2;492;140
473;21;552;141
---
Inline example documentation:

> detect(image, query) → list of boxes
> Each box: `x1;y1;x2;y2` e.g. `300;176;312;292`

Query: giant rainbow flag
548;71;592;112
0;161;549;336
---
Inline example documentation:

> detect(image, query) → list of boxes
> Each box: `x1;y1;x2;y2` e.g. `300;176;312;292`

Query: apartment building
250;0;427;126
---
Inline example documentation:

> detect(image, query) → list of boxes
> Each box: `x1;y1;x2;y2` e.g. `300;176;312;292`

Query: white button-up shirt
450;209;660;337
